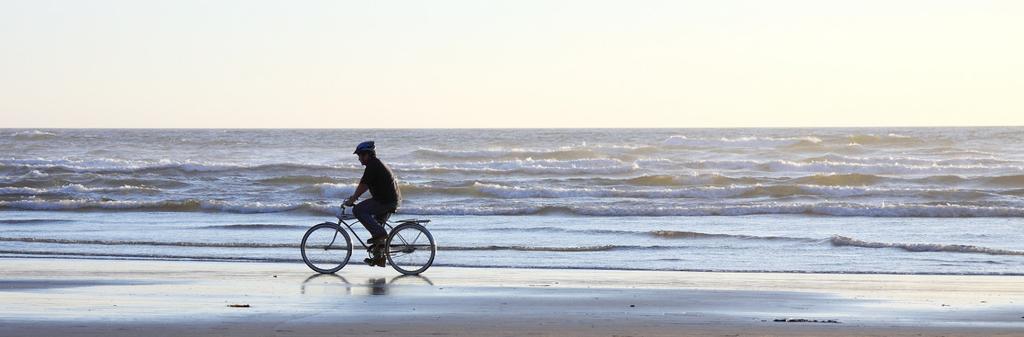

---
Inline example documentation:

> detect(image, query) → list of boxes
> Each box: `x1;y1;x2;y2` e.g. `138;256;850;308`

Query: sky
2;0;1022;128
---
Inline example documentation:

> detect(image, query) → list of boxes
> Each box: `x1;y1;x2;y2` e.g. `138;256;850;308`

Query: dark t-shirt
359;157;401;207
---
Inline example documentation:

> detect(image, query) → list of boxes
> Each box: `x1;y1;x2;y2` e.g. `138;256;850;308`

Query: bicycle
300;204;436;275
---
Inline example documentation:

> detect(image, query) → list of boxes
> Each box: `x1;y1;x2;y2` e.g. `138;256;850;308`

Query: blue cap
354;141;375;154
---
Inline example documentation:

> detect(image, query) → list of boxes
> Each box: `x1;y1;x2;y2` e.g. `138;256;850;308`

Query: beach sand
1;258;1022;336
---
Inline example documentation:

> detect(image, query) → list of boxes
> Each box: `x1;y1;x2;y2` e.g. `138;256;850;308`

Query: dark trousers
353;198;392;239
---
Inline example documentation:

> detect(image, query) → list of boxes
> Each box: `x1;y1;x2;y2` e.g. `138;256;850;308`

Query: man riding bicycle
344;141;402;267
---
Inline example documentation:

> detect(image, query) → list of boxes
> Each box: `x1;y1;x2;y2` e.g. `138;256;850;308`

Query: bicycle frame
335;206;395;251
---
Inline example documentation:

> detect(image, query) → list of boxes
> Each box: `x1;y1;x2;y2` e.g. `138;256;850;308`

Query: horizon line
3;125;1023;130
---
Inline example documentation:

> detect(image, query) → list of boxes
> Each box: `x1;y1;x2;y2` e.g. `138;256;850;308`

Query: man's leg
353;199;388;241
354;199;389;267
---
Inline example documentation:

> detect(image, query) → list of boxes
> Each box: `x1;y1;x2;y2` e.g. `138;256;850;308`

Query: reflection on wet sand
301;274;433;296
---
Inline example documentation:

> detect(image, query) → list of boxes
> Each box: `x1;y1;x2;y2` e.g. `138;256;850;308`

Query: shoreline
6;254;1024;276
2;258;1023;336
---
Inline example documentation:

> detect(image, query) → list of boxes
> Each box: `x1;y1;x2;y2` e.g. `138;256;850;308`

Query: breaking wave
413;148;598;160
0;184;160;196
0;158;359;175
0;219;74;224
400;202;1024;217
11;130;58;140
396;158;639;175
199;224;307;230
830;236;1024;256
258;175;347;185
663;135;823;148
650;230;815;241
0;199;333;215
1;157;640;176
478;227;814;242
0;236;296;248
681;159;1022;175
4;199;1024;217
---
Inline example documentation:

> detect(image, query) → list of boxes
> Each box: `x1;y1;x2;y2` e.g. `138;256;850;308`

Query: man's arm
345;183;369;206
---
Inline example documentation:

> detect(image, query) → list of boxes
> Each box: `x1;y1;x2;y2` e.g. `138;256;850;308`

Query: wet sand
1;258;1023;336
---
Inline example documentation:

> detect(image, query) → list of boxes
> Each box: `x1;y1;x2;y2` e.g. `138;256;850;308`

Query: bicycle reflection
301;273;434;296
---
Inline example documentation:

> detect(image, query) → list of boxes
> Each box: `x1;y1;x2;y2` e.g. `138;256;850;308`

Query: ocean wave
0;158;360;175
845;133;928;146
1;157;640;176
258;175;347;185
592;174;762;187
400;202;1024;217
0;235;661;253
11;130;58;140
0;184;160;196
786;173;878;186
199;224;307;230
0;219;74;224
987;174;1024;187
830;235;1024;256
0;250;297;263
5;199;1023;217
395;158;639;175
477;227;815;242
0;199;334;215
466;182;751;199
661;133;946;150
464;182;989;199
650;230;816;241
799;154;1021;167
682;159;1022;175
412;147;598;160
364;181;995;200
0;177;189;190
0;236;296;248
438;245;671;252
663;135;822;148
308;183;357;198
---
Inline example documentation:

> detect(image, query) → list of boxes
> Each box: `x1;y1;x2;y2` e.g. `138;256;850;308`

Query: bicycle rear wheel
386;223;436;275
301;223;352;274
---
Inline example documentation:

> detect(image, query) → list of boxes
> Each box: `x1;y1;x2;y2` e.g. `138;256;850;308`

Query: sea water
1;128;1023;274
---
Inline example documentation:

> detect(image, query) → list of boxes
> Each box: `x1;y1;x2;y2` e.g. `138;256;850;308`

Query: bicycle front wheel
301;223;352;274
386;223;436;275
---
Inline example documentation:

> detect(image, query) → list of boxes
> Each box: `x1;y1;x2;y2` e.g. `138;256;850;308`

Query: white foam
414;147;595;159
469;182;751;199
802;154;1020;167
0;184;158;195
313;183;357;198
683;159;1023;175
663;135;822;147
397;202;1024;217
396;158;639;175
0;199;317;214
0;157;359;174
11;130;57;140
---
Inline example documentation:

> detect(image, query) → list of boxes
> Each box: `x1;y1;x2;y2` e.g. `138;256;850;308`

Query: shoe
363;254;386;267
367;236;387;245
372;246;387;267
364;257;385;267
363;245;387;267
